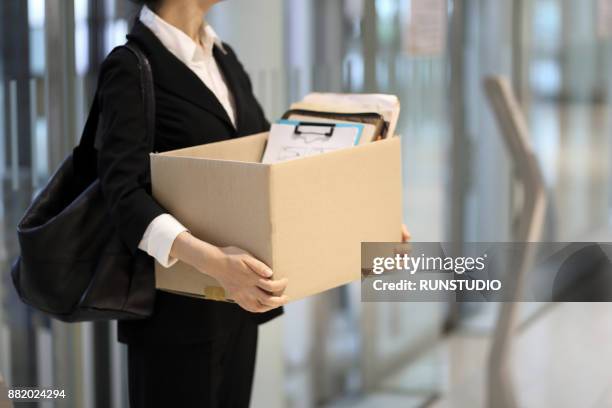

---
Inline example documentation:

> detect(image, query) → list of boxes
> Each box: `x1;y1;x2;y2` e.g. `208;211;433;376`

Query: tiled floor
328;393;427;408
325;303;612;408
436;303;612;408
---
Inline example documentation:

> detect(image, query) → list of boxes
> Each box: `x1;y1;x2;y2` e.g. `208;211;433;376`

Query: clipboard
282;109;388;140
261;120;365;164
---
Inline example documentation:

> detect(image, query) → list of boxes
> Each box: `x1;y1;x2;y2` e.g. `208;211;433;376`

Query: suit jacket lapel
213;45;247;133
127;21;235;130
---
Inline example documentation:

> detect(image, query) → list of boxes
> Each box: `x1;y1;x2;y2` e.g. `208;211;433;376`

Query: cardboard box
150;132;402;302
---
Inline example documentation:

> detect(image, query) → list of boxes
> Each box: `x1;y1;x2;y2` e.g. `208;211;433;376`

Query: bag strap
78;41;155;154
121;42;156;152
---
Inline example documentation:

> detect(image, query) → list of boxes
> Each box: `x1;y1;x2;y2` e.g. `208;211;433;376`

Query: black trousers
127;318;258;408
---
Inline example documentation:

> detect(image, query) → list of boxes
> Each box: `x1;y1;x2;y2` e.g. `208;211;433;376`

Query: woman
99;0;410;406
99;1;287;406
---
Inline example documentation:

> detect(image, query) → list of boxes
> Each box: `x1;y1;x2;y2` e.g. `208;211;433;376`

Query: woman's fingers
256;291;289;309
401;224;411;243
243;256;273;278
235;295;265;313
257;277;289;294
249;288;288;309
235;288;288;313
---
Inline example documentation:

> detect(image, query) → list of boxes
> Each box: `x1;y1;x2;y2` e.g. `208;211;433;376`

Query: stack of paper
262;93;401;164
290;93;401;138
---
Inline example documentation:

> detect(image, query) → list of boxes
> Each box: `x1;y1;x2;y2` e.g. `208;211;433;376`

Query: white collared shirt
137;6;237;267
139;6;236;125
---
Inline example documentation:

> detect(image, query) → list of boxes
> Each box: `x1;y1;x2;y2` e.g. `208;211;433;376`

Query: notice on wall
405;0;447;56
598;0;612;39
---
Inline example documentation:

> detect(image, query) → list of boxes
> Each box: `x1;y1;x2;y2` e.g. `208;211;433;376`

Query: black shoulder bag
11;42;157;322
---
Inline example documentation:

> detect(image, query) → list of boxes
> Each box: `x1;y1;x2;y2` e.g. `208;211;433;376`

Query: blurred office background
1;0;612;407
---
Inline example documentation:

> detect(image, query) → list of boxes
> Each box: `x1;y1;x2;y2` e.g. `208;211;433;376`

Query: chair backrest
484;76;546;243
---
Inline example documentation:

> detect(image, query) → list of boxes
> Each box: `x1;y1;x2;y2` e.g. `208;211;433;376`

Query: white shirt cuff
138;214;188;268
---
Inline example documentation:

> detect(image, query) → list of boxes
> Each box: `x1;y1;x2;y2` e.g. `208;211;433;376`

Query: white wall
209;0;287;119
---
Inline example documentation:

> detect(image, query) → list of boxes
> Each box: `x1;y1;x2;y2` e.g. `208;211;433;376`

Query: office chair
483;76;547;408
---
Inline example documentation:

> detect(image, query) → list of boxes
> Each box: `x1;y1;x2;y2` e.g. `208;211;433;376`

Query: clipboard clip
294;122;336;137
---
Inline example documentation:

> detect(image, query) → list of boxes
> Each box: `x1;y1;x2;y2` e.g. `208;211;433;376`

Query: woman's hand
401;224;411;243
208;246;289;313
170;232;289;313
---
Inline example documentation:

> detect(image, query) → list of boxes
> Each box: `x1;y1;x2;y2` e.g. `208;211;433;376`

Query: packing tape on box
204;286;227;301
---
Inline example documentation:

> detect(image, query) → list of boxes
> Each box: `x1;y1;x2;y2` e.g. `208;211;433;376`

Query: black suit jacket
97;21;282;344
